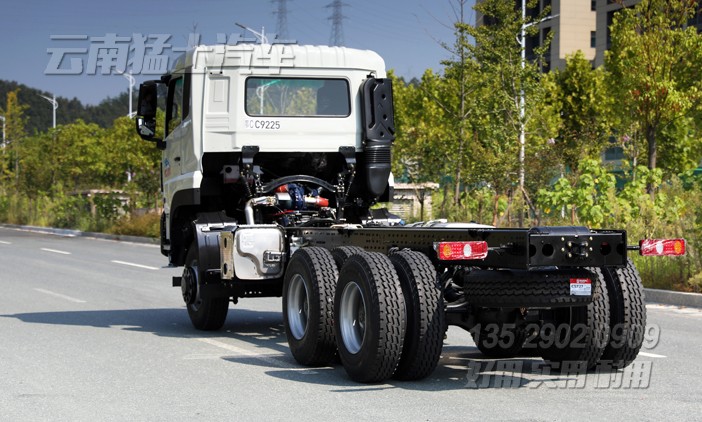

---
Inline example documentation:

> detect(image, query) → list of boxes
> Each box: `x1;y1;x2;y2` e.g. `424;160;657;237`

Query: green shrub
107;212;160;238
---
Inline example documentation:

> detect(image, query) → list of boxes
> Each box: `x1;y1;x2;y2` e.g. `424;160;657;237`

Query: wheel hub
339;281;367;354
181;266;197;305
287;274;309;340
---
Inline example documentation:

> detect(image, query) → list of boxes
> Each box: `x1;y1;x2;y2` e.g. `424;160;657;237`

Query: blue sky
1;0;475;105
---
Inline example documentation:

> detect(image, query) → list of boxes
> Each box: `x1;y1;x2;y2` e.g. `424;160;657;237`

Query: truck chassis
174;215;644;382
134;42;679;383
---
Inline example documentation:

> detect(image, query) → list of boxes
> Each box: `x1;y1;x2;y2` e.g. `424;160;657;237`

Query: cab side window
166;77;184;136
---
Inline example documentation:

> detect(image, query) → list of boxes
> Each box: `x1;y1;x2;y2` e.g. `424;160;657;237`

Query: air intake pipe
360;78;395;198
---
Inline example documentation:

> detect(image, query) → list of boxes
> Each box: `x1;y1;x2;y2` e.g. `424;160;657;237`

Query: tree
458;0;551;224
104;115;162;208
433;0;480;208
391;71;452;185
0;89;28;186
550;51;612;172
606;0;702;190
17;120;107;194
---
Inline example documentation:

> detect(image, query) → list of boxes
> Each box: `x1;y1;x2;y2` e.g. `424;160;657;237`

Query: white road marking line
33;288;86;303
111;260;159;270
40;248;71;255
197;338;292;368
639;352;667;358
0;240;11;245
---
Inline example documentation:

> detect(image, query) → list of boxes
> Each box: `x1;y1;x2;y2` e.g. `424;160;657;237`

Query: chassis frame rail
286;225;627;269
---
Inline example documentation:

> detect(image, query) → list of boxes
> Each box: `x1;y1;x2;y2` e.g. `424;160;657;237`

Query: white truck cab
136;43;395;264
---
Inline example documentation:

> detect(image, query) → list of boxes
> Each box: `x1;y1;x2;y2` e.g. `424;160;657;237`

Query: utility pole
326;0;348;46
272;0;290;40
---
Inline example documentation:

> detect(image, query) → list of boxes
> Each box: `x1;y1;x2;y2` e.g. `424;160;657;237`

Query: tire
601;258;646;368
331;246;365;270
389;250;444;380
334;251;406;383
540;268;610;370
183;241;229;331
471;316;527;359
159;212;169;257
463;269;596;308
282;247;339;366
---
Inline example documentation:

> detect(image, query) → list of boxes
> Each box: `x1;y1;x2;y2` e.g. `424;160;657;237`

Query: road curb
645;288;702;309
0;224;159;245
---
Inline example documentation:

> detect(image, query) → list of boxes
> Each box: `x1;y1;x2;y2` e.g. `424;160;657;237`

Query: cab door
163;74;191;181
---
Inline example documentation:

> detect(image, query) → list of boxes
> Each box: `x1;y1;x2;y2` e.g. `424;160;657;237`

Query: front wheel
182;242;229;331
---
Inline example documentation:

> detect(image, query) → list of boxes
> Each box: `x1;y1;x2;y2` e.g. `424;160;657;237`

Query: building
479;0;702;70
595;0;702;67
593;0;639;67
390;182;439;221
477;0;597;71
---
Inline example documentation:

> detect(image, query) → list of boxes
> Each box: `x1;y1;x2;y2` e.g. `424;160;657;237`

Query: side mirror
136;80;163;147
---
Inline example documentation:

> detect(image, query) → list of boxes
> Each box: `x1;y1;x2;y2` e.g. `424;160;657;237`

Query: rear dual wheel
601;258;646;368
539;261;646;371
283;247;338;366
389;250;445;380
334;251;406;383
284;247;444;382
539;268;611;370
471;313;528;359
334;249;444;382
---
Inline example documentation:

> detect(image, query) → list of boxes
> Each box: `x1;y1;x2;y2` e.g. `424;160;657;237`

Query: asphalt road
1;226;701;421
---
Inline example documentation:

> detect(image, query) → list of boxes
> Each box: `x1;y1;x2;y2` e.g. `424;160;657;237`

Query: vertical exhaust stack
360;78;395;199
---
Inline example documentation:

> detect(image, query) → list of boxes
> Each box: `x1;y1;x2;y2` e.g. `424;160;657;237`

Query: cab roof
171;44;386;74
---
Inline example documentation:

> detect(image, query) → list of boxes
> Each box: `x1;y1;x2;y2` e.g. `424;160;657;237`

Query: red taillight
639;239;686;256
434;241;488;261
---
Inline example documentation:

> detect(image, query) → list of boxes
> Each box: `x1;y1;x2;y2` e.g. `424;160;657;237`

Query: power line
272;0;290;40
326;0;349;46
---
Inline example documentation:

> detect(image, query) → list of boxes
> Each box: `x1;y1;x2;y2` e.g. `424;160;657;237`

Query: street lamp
235;22;268;44
517;1;557;193
116;69;136;118
39;94;59;129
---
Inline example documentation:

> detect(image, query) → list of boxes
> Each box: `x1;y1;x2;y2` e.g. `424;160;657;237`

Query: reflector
639;239;686;256
434;241;488;260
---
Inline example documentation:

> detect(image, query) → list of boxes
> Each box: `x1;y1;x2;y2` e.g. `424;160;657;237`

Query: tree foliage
0;89;28;184
546;51;612;172
391;71;453;185
0;79;137;134
606;0;702;178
